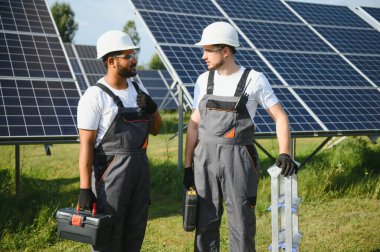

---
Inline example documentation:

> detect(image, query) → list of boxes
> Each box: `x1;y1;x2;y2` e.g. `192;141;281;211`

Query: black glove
276;153;298;177
78;188;96;210
183;167;195;190
137;92;157;114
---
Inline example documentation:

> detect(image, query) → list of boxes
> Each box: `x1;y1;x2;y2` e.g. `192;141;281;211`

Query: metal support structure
299;137;332;169
15;144;20;195
178;84;184;172
268;163;301;251
254;139;276;161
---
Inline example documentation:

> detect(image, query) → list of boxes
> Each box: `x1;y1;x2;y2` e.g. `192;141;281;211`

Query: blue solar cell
254;87;324;134
262;51;373;87
315;26;380;55
294;88;380;131
75;45;97;59
160;45;206;85
132;0;221;16
288;2;371;28
363;7;380;22
235;20;333;52
218;0;301;23
345;55;380;86
0;0;56;33
81;59;105;76
0;33;72;79
235;49;283;86
139;11;231;46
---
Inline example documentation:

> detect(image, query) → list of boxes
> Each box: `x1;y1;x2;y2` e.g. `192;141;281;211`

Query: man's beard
116;62;137;78
207;59;224;71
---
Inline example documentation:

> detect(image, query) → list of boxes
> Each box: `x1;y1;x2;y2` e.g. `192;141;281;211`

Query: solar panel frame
362;7;380;23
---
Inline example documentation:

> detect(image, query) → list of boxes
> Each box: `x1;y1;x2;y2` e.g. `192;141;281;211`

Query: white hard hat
96;30;139;59
195;22;240;47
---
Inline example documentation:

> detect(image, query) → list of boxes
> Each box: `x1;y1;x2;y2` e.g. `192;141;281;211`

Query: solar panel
294;88;380;132
262;51;374;87
314;26;380;55
287;2;371;28
234;20;334;52
65;44;88;93
345;55;380;86
131;0;380;136
217;0;301;23
363;7;380;23
132;0;221;15
0;0;80;141
0;0;56;33
139;11;230;46
255;87;324;135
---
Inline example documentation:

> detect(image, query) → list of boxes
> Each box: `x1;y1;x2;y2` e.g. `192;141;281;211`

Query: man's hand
78;188;96;210
137;93;157;114
183;167;195;190
276;153;298;177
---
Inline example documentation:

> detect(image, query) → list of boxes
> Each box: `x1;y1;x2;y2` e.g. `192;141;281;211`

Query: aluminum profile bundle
267;163;302;252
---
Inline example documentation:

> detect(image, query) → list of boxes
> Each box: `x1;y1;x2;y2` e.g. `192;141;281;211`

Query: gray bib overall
92;82;151;252
194;69;260;252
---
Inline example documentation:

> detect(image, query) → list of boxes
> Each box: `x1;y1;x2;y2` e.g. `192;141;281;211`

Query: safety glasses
114;53;136;60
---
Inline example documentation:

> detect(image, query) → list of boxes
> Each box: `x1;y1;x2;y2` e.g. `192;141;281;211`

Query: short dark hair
214;44;236;54
101;51;123;69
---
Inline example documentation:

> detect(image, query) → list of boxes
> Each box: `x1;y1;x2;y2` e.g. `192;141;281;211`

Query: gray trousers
92;153;150;252
194;142;259;252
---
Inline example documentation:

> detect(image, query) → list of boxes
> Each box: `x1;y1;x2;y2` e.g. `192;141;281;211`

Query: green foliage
0;136;379;251
123;20;140;46
149;54;165;70
51;2;78;43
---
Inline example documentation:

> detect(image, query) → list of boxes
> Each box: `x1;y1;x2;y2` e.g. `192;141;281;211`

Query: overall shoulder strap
234;68;251;97
206;71;215;94
95;83;124;108
131;81;142;94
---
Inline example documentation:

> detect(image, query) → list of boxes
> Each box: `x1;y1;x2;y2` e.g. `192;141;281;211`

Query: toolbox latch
71;214;84;227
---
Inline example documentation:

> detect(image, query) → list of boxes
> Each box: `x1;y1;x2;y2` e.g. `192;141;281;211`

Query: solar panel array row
131;0;380;136
0;0;80;142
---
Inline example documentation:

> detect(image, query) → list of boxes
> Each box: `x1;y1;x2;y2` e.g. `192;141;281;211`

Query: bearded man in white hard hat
184;22;298;251
76;30;162;251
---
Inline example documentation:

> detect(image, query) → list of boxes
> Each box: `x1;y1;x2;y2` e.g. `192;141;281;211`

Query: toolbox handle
76;202;97;216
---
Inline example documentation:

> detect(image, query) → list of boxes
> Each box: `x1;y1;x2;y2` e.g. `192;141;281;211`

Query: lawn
0;132;379;251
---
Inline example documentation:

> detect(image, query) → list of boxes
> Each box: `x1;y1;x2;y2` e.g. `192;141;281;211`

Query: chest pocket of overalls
205;99;237;137
118;109;151;149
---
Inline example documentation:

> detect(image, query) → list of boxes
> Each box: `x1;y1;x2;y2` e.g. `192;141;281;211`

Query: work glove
137;92;157;114
276;153;298;177
183;167;195;190
78;188;96;210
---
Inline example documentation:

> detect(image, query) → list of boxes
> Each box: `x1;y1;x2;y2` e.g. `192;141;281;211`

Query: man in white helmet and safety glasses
184;22;298;251
77;30;162;251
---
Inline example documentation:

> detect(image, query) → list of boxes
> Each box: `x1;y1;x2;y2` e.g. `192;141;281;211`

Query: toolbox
183;187;198;232
55;205;113;246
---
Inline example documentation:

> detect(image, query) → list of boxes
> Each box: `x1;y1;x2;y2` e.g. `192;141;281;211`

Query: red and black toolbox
55;205;113;246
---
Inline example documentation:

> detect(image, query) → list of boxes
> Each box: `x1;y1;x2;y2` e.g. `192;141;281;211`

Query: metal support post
178;84;184;172
268;163;301;251
15;144;20;195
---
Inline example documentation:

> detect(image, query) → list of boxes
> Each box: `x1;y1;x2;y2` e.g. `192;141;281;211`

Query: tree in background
51;2;78;43
123;20;140;47
149;54;165;70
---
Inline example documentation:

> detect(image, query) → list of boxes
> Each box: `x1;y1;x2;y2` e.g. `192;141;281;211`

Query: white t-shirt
77;77;148;147
192;66;279;121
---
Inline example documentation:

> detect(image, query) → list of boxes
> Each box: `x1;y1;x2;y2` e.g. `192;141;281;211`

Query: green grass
0;135;379;251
